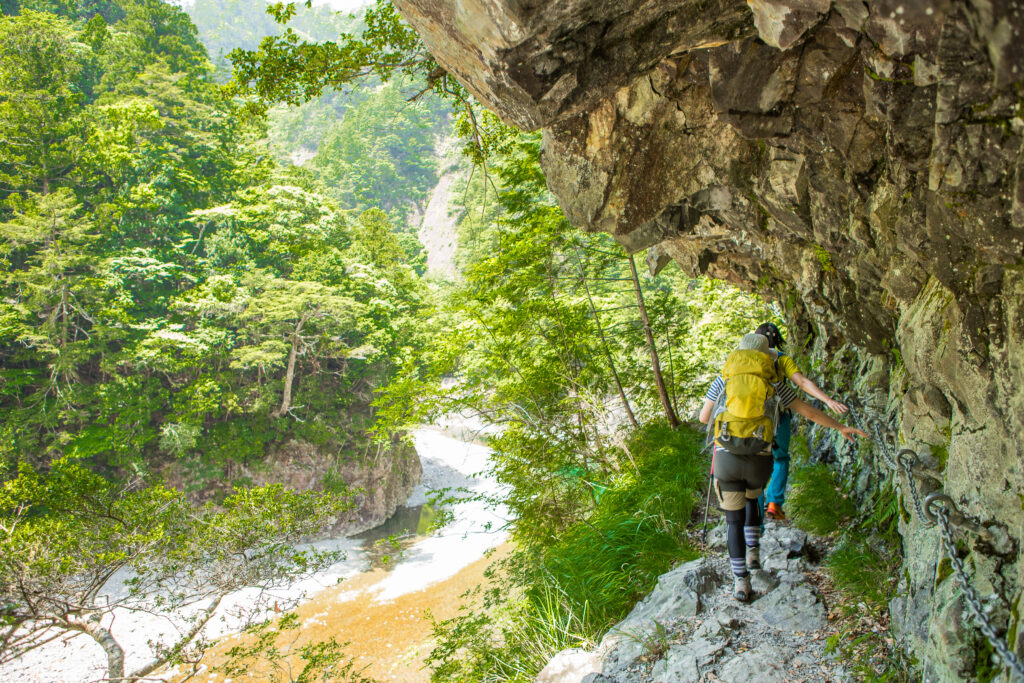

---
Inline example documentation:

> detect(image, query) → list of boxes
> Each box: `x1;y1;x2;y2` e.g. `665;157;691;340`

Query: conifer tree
0;190;99;382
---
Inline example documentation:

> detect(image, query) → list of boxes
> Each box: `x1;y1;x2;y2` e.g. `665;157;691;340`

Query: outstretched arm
790;372;848;414
699;399;714;425
788;397;866;442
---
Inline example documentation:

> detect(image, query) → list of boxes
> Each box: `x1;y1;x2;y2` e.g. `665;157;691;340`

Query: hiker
754;322;849;521
699;333;867;602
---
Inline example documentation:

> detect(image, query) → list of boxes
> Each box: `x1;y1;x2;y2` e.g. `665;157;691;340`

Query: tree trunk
130;594;224;680
74;621;125;681
273;314;309;419
574;248;638;429
627;254;680;428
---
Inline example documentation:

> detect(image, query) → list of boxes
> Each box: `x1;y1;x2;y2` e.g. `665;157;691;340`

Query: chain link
847;406;932;525
934;505;1024;680
897;448;933;528
847;405;897;469
845;404;1021;678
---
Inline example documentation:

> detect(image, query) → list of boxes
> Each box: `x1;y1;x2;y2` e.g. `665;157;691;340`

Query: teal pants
765;410;792;504
758;410;793;524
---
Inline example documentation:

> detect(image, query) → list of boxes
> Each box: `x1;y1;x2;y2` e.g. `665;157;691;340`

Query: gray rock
746;0;830;50
763;555;808;574
686;637;727;665
715;605;744;629
650;651;698;683
758;584;827;631
707;520;728;550
750;569;781;594
718;644;792;682
597;635;647;679
581;675;617;683
677;559;721;597
650;637;727;683
760;527;809;572
776;570;806;585
693;618;723;640
615;560;711;633
761;526;807;558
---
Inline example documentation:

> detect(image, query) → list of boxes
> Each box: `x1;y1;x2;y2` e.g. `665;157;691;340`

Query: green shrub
533;423;705;626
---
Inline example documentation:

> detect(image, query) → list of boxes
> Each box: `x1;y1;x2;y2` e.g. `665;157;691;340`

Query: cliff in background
391;0;1024;678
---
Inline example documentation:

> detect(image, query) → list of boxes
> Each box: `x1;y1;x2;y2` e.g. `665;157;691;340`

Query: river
1;427;508;683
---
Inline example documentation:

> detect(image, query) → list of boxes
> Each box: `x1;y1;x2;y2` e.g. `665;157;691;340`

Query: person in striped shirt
699;334;867;601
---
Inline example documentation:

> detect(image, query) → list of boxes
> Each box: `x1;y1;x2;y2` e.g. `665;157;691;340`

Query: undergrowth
426;422;706;682
787;462;856;535
791;448;909;680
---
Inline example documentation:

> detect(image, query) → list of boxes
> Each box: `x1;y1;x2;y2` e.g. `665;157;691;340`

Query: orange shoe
766;502;786;521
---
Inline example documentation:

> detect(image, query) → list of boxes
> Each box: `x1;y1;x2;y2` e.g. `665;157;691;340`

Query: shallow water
1;427;507;683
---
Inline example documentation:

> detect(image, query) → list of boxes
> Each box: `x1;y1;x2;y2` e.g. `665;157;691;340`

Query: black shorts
712;447;773;511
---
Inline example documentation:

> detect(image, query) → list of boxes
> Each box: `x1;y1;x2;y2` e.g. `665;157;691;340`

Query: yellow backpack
712;349;780;456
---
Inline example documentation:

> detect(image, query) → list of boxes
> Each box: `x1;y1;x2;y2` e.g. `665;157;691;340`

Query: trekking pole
701;443;715;546
700;475;713;546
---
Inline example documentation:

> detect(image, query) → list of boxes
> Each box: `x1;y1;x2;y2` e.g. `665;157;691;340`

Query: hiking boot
766;502;786;521
733;575;752;602
746;546;760;570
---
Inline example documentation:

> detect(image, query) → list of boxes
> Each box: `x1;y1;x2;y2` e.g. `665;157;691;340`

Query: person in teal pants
755;323;849;521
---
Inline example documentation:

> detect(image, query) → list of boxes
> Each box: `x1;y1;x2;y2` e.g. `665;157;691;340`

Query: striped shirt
703;375;798;407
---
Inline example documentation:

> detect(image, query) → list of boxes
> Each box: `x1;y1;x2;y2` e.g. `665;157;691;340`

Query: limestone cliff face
394;0;1024;677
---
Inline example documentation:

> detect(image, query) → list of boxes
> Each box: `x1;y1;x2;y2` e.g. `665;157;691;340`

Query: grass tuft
787;463;856;535
827;536;898;612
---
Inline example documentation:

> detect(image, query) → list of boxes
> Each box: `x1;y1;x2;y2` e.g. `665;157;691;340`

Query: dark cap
754;322;785;349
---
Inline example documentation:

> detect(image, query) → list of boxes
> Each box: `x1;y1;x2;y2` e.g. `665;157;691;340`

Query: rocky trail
538;521;852;683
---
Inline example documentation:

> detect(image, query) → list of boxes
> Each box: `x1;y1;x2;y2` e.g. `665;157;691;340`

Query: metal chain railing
845;404;1020;678
847;405;898;469
928;498;1024;680
897;448;933;529
848;405;932;525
